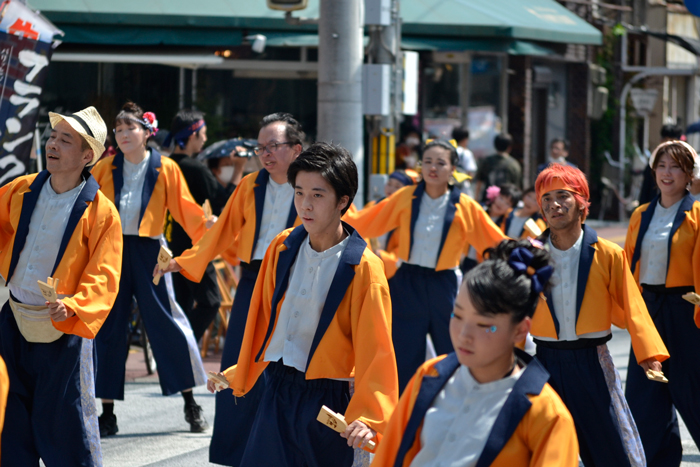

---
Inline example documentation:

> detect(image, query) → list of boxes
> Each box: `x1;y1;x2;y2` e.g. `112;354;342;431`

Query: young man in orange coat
208;142;398;466
0;107;123;466
531;164;668;467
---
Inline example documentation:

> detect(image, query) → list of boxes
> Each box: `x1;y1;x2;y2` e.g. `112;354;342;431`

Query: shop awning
266;33;555;55
29;0;601;47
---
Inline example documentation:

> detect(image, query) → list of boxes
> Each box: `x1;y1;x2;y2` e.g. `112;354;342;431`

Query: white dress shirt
639;198;682;286
119;156;149;236
252;178;295;260
410;365;522;467
535;230;610;342
8;176;85;306
505;214;528;239
407;191;450;269
264;234;350;372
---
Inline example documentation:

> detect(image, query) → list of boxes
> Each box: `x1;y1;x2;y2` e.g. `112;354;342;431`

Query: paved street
3;221;699;466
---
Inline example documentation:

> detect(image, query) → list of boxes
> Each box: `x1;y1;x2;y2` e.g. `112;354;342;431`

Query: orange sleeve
224;231;285;394
54;202;124;338
164;162;207;244
691;211;700;327
608;247;669;363
462;196;507;257
0;356;7;459
345;266;399;443
371;359;443;467
378;249;399;279
624;209;642;269
518;387;579;467
344;188;407;239
176;180;248;282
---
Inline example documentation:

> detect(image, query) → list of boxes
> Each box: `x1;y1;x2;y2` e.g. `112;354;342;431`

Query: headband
114;111;159;135
425;138;458;149
649;140;700;180
507;247;553;295
163;119;205;149
536;177;585;203
389;171;413;186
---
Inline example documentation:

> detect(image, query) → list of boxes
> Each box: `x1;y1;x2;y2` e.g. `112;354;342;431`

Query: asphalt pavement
2;220;698;466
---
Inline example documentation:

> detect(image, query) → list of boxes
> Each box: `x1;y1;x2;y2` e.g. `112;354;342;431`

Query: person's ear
513;316;531;344
337;195;349;213
82;149;94;166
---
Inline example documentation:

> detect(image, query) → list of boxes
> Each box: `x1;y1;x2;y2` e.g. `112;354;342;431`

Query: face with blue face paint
450;282;530;384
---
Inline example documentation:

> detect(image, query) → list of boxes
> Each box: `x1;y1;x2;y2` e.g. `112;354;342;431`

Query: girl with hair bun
372;239;578;467
90;101;211;436
624;140;700;465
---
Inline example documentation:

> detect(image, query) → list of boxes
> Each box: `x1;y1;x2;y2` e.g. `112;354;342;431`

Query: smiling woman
623;140;700;465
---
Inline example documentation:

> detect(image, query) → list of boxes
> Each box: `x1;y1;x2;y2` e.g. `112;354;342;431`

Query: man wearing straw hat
0;106;123;466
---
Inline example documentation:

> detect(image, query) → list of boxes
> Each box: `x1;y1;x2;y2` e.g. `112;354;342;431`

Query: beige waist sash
9;297;64;343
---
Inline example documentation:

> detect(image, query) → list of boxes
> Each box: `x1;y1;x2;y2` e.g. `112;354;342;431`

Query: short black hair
287;142;358;215
494;133;513;152
170;109;205;136
661;124;683;140
522;186;536;197
550;138;569;151
421;140;459;167
452;126;470;142
498;183;522;205
260;112;305;146
466;239;552;323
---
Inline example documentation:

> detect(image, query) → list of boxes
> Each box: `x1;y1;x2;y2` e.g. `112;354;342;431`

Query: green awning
29;0;601;47
400;0;602;45
400;38;555;55
265;33;555;56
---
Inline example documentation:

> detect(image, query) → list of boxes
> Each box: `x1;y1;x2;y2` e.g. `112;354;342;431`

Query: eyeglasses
253;141;294;156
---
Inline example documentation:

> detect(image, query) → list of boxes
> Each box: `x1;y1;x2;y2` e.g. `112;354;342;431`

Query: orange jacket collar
541;224;597;339
111;149;161;227
395;350;550;467
409;181;461;261
7;169;99;283
629;192;694;276
256;222;367;369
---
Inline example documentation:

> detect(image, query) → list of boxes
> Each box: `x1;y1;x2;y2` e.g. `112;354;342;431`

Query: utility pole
317;0;365;201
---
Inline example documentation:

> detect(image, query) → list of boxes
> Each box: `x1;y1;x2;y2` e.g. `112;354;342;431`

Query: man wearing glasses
160;112;303;467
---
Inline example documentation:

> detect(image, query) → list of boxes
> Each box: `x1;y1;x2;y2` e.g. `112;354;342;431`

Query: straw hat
48;106;107;166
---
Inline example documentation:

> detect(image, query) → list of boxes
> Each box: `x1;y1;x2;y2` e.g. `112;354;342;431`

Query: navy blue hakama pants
239;361;353;467
537;342;645;467
626;289;700;467
0;301;102;466
95;235;205;400
209;267;266;466
389;263;458;392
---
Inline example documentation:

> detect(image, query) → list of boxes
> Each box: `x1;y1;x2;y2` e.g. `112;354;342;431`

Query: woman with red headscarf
530;164;667;467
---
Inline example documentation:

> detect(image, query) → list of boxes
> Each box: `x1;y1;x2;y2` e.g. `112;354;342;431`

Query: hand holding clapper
316;406;376;449
153;245;173;286
37;277;59;303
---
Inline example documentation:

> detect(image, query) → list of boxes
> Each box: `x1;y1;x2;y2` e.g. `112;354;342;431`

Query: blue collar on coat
254;221;367;369
251;169;298;259
393;349;550;467
8;169;100;282
542;224;597;339
112;148;162;228
629;192;695;277
409;181;461;264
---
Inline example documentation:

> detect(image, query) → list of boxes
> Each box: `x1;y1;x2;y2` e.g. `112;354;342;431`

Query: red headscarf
535;164;591;221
